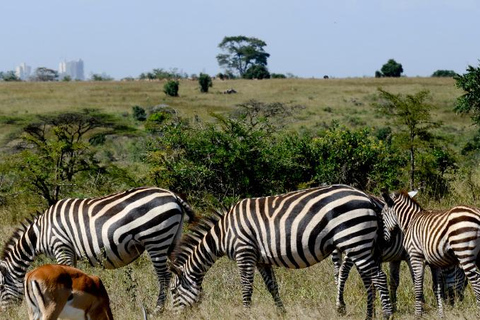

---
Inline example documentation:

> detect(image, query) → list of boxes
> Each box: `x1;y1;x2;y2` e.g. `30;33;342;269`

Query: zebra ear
408;190;418;198
381;188;395;207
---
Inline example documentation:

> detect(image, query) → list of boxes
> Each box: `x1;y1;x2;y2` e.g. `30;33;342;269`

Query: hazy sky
1;0;479;79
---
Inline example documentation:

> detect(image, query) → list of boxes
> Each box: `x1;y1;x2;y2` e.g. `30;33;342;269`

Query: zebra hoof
153;305;165;314
336;303;347;316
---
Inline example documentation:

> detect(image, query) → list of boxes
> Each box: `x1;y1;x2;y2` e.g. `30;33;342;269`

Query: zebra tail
175;193;198;224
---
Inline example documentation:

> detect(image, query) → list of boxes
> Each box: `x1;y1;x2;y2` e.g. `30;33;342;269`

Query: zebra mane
172;209;223;267
396;190;423;208
1;212;41;260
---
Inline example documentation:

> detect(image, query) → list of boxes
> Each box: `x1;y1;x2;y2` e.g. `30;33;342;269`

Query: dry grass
0;77;472;148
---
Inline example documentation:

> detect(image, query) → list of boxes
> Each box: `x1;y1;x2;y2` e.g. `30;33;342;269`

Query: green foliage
378;59;403;77
454;62;480;125
33;67;58;82
243;65;270;80
216;35;270;77
91;73;113;81
163;80;179;97
0;110;130;206
139;68;187;80
145;103;406;207
0;70;20;81
432;70;457;77
198;73;213;93
312;124;405;191
375;88;441;189
271;73;286;79
416;146;457;199
144;110;173;133
62;75;72;82
132;106;147;121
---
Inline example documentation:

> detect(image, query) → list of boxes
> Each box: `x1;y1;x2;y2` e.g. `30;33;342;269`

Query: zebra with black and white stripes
0;186;196;312
169;184;393;319
381;189;480;317
332;192;467;314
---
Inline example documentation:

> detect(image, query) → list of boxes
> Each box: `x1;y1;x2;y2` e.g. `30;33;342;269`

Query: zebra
0;186;196;313
381;189;480;317
169;184;393;320
332;192;467;313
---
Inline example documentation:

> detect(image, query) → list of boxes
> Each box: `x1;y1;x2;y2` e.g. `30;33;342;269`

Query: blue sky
1;0;479;79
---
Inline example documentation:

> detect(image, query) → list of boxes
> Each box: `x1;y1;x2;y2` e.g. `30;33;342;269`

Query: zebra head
380;190;401;243
169;263;203;311
381;189;419;243
0;261;23;311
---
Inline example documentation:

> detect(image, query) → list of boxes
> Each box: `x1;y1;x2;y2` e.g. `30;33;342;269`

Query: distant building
59;59;84;80
15;63;32;80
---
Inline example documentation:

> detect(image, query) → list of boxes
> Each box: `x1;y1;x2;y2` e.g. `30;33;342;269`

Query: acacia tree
9;110;117;205
375;89;439;189
216;36;270;77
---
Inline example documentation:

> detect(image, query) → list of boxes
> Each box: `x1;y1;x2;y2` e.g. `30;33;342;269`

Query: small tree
33;67;58;81
378;59;404;78
164;80;179;97
1;71;20;81
375;88;439;189
198;73;212;93
454;62;480;126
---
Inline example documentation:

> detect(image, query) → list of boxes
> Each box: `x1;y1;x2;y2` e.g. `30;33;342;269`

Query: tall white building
59;59;84;80
15;63;32;80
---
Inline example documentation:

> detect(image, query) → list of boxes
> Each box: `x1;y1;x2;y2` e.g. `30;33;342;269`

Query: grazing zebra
0;186;196;313
169;185;393;320
381;189;480;317
332;192;466;313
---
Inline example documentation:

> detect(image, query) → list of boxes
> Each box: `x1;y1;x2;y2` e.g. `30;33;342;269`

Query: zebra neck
3;220;40;284
186;230;223;280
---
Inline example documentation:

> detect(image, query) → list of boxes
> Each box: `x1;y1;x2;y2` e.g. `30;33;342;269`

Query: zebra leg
388;261;400;312
409;256;426;318
257;264;286;313
457;259;480;315
371;267;393;319
146;247;170;313
355;265;376;320
332;249;342;286
431;266;445;318
236;254;257;308
53;243;77;266
336;255;354;315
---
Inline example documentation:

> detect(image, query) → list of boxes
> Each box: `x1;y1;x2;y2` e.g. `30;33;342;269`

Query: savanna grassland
1;77;479;320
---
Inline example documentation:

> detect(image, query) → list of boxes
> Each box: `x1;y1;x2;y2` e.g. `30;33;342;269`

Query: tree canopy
454;62;480;126
377;59;404;77
216;36;270;77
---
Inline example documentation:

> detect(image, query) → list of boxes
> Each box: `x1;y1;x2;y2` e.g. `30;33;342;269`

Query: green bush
431;70;457;77
163;80;179;97
132;106;147;121
198;73;213;93
243;65;270;79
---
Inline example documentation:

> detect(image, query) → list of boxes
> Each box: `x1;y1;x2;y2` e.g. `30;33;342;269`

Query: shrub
243;65;270;79
271;73;286;79
132;106;147;121
163;80;179;97
198;73;213;93
432;70;457;77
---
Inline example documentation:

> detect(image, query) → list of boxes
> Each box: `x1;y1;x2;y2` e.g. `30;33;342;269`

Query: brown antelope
24;264;114;320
